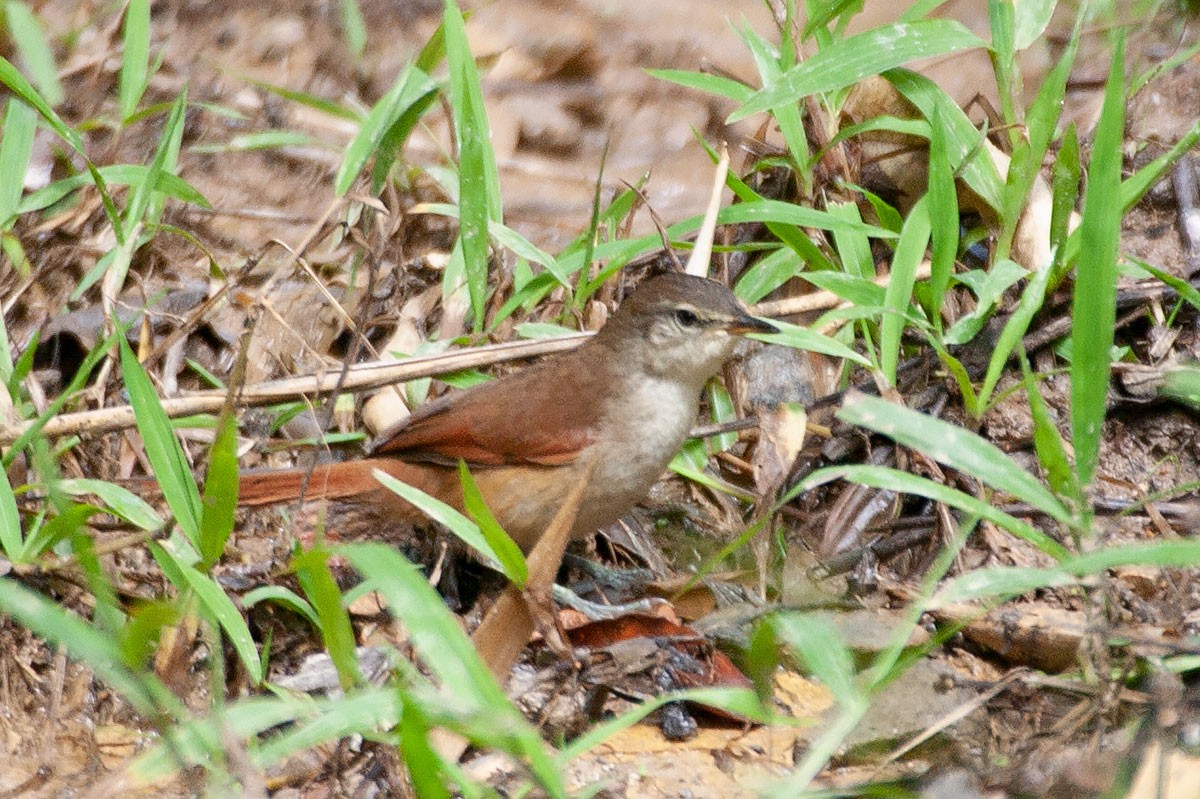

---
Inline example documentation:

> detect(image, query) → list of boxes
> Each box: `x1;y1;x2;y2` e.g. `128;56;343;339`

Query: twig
0;334;589;445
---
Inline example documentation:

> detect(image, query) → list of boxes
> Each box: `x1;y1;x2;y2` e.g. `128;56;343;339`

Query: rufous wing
370;359;600;467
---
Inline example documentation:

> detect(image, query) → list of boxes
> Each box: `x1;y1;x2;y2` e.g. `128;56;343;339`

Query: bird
236;272;777;552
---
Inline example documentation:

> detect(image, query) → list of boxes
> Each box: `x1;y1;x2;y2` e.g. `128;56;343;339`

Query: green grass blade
885;68;1004;210
119;335;202;544
752;320;870;366
118;0;151;122
20;163;210;215
241;585;320;628
730;20;985;122
646;68;753;102
335;65;436;195
4;329;117;464
4;2;63;105
457;461;527;589
57;478;164;530
789;462;1069;560
880;195;931;384
0;575;180;717
926;104;958;329
341;543;569;797
294;547;362;689
123;89;186;230
372;468;516;581
977;258;1053;411
198;413;238;569
0;97;36;228
932;565;1074;606
399;697;453;799
1070;34;1124;489
838;392;1073;527
772;612;860;704
1020;356;1079;506
340;0;367;57
177;563;264;684
444;0;501;331
0;450;21;557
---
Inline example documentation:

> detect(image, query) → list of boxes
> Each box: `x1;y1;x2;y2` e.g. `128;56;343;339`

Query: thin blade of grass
1020;355;1079;505
730;20;985;122
444;0;501;331
340;0;367;57
119;335;202;544
20;164;209;215
5;2;63;105
839;392;1073;527
788;462;1069;560
926;104;958;329
647;69;753;102
880;195;931;384
751;319;870;366
0;575;179;716
57;478;163;530
0;98;36;227
1070;34;1124;489
341;543;568;797
198;413;238;569
294;547;362;689
175;562;263;684
0;451;21;557
122;89;186;231
457;461;527;589
372;468;516;581
885;68;1004;211
118;0;151;122
334;65;436;195
772;613;860;704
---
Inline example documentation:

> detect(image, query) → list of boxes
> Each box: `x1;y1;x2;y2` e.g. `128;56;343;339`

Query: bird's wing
370;364;598;466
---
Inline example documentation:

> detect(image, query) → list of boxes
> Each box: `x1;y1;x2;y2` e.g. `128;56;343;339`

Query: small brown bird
237;273;776;551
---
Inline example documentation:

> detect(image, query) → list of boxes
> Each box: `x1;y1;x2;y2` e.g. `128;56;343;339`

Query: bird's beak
727;312;778;335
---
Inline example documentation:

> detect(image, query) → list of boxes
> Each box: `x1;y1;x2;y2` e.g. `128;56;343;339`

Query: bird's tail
237;462;370;506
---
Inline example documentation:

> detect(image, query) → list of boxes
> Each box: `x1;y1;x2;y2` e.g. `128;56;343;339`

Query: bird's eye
674;308;700;327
